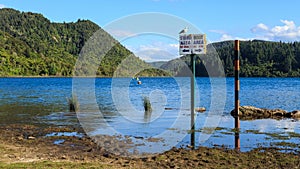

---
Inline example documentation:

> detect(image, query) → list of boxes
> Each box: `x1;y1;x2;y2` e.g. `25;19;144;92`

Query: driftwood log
231;106;300;120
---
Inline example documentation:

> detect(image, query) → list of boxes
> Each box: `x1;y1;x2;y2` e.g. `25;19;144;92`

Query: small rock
195;107;206;113
103;153;111;158
60;155;67;159
28;136;35;140
291;110;300;118
17;136;23;141
285;112;293;118
230;106;293;120
134;136;144;139
141;157;151;162
187;145;194;149
8;154;16;158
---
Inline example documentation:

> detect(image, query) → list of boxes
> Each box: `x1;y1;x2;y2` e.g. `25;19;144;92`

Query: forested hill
217;40;300;77
0;8;166;77
161;40;300;77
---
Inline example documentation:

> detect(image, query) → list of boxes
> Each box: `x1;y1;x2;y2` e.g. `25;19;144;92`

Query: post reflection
144;110;152;123
190;128;195;149
235;130;240;151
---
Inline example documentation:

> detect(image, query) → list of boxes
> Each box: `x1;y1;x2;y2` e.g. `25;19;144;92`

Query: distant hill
148;61;168;68
160;40;300;77
0;8;167;77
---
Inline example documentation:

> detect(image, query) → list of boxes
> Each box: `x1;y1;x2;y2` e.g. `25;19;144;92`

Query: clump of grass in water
143;96;152;112
67;94;79;112
143;96;152;123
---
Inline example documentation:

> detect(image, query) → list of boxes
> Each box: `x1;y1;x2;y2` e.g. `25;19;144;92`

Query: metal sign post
190;52;196;148
179;32;206;148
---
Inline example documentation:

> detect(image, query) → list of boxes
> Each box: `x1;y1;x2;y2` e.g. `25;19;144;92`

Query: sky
0;0;300;62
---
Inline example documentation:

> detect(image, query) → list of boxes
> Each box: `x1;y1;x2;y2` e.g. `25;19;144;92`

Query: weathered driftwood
231;106;300;120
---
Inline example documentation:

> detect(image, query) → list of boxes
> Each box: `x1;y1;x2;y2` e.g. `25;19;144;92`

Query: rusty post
234;40;240;150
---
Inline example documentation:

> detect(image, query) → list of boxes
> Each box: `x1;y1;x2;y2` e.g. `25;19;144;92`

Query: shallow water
0;77;300;154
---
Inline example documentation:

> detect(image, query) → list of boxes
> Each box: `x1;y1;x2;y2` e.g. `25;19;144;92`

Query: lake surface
0;77;300;154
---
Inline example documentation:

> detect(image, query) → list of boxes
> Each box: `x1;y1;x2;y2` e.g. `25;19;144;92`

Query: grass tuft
67;94;79;112
143;96;152;112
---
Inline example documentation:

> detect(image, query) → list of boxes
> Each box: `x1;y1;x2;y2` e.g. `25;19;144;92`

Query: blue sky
1;0;300;61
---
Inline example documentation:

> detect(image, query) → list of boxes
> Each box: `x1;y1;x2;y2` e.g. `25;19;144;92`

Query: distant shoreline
1;76;300;78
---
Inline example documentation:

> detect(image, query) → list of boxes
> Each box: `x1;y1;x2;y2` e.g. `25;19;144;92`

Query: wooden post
190;53;195;148
234;40;240;150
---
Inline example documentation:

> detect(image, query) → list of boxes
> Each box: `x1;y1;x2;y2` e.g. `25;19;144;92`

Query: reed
67;94;79;112
143;96;152;112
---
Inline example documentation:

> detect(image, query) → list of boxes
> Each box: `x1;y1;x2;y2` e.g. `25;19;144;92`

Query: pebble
8;154;16;158
28;136;35;140
60;155;67;159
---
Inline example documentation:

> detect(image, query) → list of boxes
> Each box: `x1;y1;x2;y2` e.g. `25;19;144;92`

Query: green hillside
0;8;166;77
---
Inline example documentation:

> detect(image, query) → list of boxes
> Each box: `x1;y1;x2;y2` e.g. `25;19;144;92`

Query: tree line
160;40;300;77
217;40;300;77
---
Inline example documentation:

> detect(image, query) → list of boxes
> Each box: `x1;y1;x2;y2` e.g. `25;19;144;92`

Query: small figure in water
134;76;142;85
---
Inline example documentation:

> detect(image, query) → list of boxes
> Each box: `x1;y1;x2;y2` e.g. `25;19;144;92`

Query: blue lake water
0;77;300;154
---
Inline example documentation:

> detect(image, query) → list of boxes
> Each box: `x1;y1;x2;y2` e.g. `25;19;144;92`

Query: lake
0;77;300;155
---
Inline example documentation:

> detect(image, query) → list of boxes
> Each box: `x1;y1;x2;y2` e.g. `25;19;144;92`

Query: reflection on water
191;115;300;153
0;77;300;153
0;103;68;126
144;110;152;123
45;131;84;137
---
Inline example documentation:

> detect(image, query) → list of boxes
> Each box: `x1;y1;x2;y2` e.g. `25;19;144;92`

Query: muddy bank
231;106;300;120
0;124;299;168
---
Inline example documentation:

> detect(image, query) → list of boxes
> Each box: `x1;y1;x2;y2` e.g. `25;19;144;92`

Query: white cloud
220;34;234;41
251;20;300;41
0;4;5;9
127;42;179;62
209;29;250;42
136;49;174;62
251;23;269;33
107;29;136;40
211;20;300;42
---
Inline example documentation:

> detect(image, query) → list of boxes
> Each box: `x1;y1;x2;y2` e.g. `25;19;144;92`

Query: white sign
179;34;206;55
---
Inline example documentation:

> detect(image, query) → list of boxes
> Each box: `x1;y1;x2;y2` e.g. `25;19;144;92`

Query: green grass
0;161;113;169
287;132;300;138
272;142;298;148
245;129;261;134
265;133;290;140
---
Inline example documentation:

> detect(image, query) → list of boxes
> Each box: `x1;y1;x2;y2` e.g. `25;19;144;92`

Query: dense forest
0;8;167;77
160;40;300;77
216;40;300;77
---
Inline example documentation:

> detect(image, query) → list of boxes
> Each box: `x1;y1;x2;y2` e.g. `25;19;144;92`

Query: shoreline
0;124;299;168
1;75;300;78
